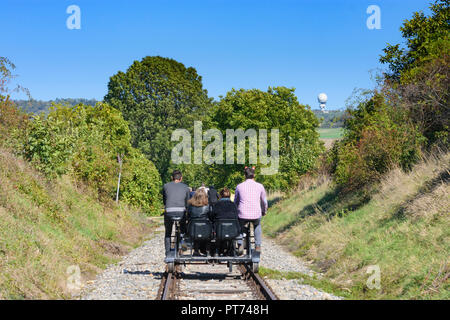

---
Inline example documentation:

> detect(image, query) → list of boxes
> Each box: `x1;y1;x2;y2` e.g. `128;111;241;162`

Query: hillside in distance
13;98;98;114
14;98;346;131
312;109;346;128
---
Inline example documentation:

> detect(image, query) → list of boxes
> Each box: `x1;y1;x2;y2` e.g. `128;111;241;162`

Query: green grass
318;127;344;139
263;182;370;237
262;153;450;300
0;149;154;299
259;266;355;299
263;183;330;237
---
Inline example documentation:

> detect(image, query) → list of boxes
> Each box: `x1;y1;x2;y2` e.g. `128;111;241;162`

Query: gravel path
80;226;166;300
80;220;341;300
260;237;315;276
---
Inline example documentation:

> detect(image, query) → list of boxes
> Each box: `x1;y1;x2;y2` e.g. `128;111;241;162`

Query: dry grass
264;151;450;299
294;172;331;193
378;151;449;205
321;139;337;150
406;183;449;220
377;152;449;221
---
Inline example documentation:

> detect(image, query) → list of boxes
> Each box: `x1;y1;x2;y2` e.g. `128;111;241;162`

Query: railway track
157;263;278;300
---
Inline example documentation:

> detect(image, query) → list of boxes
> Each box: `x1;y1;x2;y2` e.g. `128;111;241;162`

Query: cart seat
187;218;212;241
215;219;240;241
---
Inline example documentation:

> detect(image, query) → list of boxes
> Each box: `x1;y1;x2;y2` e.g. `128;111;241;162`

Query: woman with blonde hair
187;189;210;219
187;189;211;255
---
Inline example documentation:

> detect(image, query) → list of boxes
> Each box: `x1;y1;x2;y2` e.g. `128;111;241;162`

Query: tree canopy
104;56;213;182
211;87;323;190
380;0;449;145
328;0;449;192
380;0;449;82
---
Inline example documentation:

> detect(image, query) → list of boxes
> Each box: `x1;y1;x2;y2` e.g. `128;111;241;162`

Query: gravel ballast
80;222;341;300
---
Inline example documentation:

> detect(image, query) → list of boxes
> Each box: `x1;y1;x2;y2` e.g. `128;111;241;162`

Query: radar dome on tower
318;93;328;103
317;93;328;113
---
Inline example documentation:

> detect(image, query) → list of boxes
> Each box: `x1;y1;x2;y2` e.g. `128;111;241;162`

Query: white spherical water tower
318;93;328;113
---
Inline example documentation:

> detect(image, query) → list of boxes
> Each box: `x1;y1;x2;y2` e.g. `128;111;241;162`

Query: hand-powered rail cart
164;216;260;273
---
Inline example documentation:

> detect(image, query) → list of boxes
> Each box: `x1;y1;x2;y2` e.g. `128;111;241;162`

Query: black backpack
208;188;219;205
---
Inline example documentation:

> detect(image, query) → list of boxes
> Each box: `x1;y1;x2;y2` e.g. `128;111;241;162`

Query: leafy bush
380;0;449;82
0;96;28;150
333;94;424;190
0;58;29;150
23;102;162;213
388;37;450;147
120;149;162;215
24;114;75;177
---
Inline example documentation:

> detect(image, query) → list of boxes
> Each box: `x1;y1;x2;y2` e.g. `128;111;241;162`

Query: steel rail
239;264;279;300
157;266;178;300
158;263;278;300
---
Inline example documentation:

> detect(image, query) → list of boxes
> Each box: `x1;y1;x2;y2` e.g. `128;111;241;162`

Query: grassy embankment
0;149;157;299
262;152;449;299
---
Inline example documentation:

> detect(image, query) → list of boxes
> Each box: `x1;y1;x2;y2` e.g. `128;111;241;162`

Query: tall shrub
24;102;162;213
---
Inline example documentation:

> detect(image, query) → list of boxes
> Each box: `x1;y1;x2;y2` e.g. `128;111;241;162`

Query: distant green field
318;127;343;139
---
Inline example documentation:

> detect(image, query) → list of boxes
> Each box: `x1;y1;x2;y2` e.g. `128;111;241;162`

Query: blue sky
2;0;431;109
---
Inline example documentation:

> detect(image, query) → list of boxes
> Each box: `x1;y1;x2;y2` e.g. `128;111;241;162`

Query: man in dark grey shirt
162;170;190;255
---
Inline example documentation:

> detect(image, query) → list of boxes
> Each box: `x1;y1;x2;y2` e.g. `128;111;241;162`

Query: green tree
380;0;449;146
0;57;30;98
380;0;449;82
212;87;323;190
0;57;17;96
104;56;213;182
0;57;29;149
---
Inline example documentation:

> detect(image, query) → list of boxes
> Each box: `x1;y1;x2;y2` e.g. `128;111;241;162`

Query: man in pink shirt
234;167;268;252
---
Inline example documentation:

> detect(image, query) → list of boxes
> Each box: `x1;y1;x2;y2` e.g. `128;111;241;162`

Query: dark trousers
239;218;262;247
164;213;186;253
